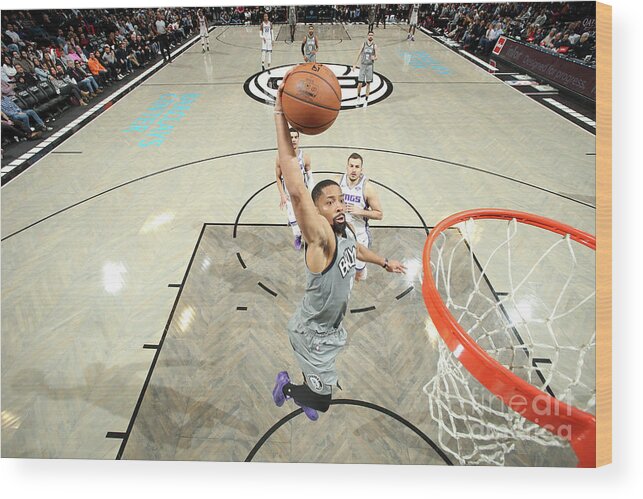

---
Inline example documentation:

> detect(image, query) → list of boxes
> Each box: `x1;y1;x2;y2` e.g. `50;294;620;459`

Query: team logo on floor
307;374;324;392
243;63;393;110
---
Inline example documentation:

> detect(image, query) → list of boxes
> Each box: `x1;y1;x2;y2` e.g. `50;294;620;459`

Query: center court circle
244;63;393;110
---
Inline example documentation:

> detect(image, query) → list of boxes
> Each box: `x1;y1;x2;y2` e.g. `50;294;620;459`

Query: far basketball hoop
422;209;596;467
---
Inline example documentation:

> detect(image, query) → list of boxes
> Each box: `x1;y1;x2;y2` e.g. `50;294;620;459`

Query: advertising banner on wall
492;36;596;101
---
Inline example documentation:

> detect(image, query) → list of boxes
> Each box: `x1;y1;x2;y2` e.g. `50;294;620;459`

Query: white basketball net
423;217;596;466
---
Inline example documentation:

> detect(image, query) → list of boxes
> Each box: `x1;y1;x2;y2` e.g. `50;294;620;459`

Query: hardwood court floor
1;24;595;465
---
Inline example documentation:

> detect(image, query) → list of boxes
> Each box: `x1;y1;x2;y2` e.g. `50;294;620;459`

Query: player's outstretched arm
274;82;326;246
356;243;406;274
275;158;288;209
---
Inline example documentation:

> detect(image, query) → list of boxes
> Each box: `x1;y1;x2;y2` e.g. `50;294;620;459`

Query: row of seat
13;80;71;121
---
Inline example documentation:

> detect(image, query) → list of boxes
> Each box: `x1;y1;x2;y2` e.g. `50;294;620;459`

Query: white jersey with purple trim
340;173;369;234
198;14;208;35
261;21;273;51
410;4;420;25
282;149;310;197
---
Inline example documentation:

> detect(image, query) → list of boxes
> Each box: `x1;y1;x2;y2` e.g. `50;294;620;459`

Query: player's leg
285;198;303;250
273;328;347;420
355;228;371;280
266;49;272;70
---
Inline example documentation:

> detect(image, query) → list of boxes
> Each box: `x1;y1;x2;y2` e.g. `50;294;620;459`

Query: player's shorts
262;41;273;51
358;64;374;83
410;14;418;26
200;27;208;37
306;53;316;62
288;323;347;395
354;226;371;270
289;16;296;26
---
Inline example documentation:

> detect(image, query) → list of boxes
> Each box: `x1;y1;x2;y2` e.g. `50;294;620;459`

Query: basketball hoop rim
422;209;596;467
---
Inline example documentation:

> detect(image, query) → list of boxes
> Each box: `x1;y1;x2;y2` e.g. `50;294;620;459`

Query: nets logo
307;374;324;393
244;63;393;110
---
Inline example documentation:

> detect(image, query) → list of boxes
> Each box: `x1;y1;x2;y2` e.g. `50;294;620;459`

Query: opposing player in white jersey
260;12;274;72
276;127;314;251
338;153;383;281
407;3;420;41
197;9;210;53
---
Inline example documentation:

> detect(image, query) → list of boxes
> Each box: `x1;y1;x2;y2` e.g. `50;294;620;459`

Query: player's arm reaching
345;180;383;220
355;242;406;274
275;157;288;209
274;83;333;271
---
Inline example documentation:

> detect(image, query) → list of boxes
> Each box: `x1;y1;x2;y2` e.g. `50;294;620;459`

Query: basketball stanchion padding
421;209;596;467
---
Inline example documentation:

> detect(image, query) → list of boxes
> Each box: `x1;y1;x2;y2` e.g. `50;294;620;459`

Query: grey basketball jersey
361;41;376;65
288;230;357;334
304;34;316;57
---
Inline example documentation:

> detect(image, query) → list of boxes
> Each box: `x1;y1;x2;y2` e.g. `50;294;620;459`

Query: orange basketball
281;63;341;135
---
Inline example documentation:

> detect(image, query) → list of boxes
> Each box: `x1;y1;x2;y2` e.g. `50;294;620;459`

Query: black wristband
383;258;389;269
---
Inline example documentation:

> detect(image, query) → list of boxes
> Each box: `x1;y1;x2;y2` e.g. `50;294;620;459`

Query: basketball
281;63;341;135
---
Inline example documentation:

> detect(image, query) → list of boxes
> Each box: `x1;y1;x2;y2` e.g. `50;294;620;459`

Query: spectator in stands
571;32;594;60
100;46;123;80
13;49;34;73
2;54;17;83
1;78;15;97
13;65;38;89
116;41;137;73
540;27;557;48
1;94;53;132
2;110;42;142
4;24;26;52
87;51;111;86
32;58;51;81
69;60;102;95
49;66;89;106
554;31;571;50
534;8;547;27
42;52;58;73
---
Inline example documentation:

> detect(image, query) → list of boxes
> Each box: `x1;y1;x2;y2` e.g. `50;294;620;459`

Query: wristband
274;111;284;115
383;258;389;269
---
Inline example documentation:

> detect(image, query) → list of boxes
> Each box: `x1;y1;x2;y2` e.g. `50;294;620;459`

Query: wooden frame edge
596;1;612;467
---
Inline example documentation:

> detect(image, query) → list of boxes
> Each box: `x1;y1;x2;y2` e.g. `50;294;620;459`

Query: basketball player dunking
272;78;406;421
301;24;318;63
338;153;383;281
197;9;210;53
260;13;274;72
275;127;314;251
